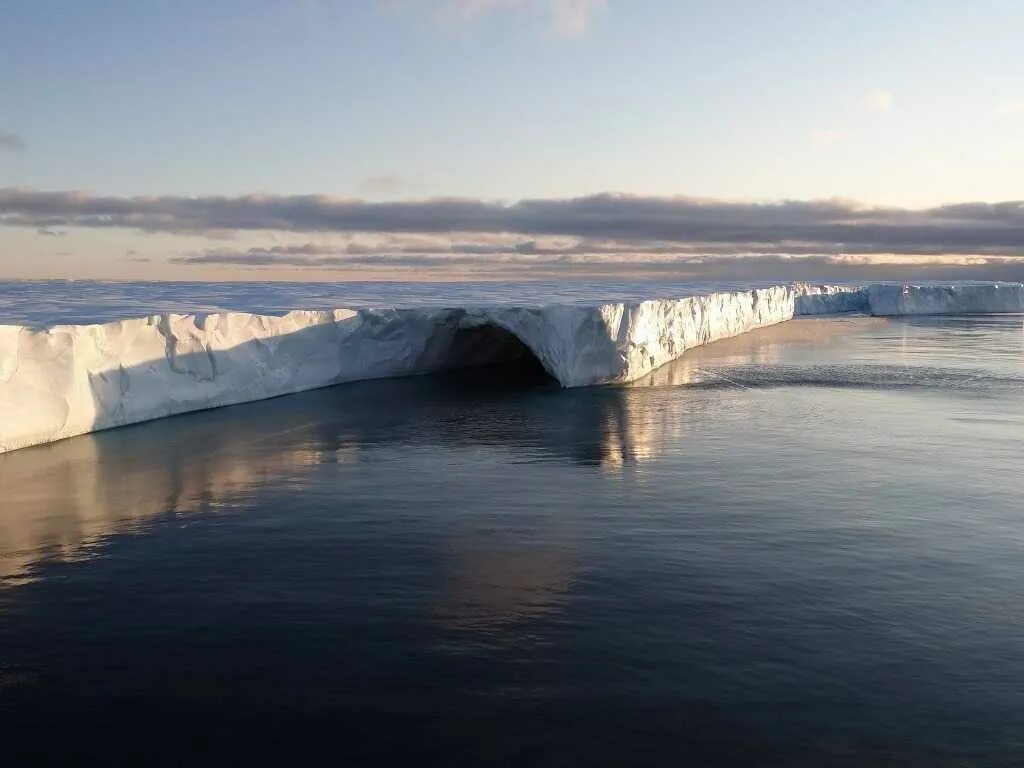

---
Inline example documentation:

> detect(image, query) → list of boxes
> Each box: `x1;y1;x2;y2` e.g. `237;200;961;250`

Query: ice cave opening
437;323;554;386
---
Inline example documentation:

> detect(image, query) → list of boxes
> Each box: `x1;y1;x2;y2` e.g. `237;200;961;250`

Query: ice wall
0;284;860;453
4;281;1021;454
794;283;871;315
868;283;1024;315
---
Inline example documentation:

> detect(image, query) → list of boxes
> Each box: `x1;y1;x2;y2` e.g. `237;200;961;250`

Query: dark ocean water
1;314;1023;766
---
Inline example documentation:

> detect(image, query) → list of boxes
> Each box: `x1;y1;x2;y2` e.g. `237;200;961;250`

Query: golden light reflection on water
434;545;577;632
0;419;339;585
593;317;879;470
631;316;883;388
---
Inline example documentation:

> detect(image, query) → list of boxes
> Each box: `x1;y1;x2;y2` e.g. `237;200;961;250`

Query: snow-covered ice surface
0;280;1019;454
0;279;828;327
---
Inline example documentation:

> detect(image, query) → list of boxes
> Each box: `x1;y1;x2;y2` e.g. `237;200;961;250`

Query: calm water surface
1;315;1023;766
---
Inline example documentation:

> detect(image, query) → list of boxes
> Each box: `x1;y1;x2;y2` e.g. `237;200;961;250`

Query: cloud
358;174;407;195
548;0;606;37
0;131;26;151
4;188;1024;257
810;128;848;146
171;243;1024;282
439;0;520;21
864;89;894;112
434;0;605;37
996;98;1024;117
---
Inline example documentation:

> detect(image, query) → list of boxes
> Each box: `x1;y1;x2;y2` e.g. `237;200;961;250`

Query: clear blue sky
1;0;1023;279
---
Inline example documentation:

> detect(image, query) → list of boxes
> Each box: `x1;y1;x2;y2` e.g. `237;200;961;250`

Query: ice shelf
0;282;1020;453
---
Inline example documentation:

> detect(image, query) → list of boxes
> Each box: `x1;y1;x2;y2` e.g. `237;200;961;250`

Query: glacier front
867;282;1024;316
0;281;1019;454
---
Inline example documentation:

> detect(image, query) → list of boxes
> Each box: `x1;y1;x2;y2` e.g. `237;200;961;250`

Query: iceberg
0;281;1019;454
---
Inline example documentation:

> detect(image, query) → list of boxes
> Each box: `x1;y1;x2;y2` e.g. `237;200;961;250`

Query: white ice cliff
0;282;1019;454
867;282;1024;316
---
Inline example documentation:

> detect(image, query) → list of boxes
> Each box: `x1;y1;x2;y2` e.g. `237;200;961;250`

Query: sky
1;0;1023;281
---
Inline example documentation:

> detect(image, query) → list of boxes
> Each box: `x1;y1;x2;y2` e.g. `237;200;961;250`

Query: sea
1;281;1023;765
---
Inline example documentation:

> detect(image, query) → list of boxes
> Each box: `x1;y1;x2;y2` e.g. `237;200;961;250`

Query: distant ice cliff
867;282;1024;316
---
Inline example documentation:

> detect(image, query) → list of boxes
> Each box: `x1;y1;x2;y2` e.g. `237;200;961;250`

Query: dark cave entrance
436;324;556;388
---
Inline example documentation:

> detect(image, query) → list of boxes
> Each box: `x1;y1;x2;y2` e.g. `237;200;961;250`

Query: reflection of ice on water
0;316;879;586
0;420;345;585
632;316;882;388
588;319;870;468
0;314;943;590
